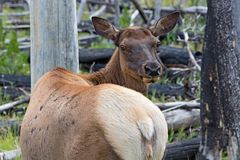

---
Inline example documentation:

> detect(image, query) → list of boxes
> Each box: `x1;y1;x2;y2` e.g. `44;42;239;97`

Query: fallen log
164;109;200;131
79;47;201;71
0;78;191;100
148;83;186;98
157;100;200;111
0;85;30;99
161;6;207;16
0;96;30;113
3;25;30;30
79;46;202;64
18;45;201;65
0;86;30;99
0;74;30;87
165;137;200;160
0;119;19;128
0;11;29;17
0;148;21;160
79;48;114;62
0;74;194;100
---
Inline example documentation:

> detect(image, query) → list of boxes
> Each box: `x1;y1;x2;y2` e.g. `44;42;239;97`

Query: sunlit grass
168;127;199;143
0;129;19;151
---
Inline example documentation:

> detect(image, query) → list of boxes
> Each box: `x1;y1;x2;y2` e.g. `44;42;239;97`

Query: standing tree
200;0;240;159
30;0;79;87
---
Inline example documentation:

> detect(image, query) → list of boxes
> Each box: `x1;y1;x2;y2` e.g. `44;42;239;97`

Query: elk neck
82;48;148;94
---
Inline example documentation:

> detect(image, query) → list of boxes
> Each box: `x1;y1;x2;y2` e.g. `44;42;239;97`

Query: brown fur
82;48;147;93
20;69;168;160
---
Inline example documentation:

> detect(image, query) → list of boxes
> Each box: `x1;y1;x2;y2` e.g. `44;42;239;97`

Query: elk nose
144;62;161;77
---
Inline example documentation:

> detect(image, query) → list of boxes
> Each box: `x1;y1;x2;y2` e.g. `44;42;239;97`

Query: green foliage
91;38;114;49
221;151;228;160
0;88;11;105
119;6;131;28
162;0;207;7
168;127;199;143
0;128;19;151
0;21;30;75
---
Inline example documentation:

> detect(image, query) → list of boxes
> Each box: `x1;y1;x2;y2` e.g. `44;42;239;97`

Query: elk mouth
142;76;159;83
124;68;159;83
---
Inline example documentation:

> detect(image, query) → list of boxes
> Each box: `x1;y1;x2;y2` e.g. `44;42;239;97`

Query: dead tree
29;0;79;87
200;0;240;159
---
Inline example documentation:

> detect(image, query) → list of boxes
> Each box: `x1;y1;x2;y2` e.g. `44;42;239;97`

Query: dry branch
158;100;200;112
0;74;30;87
130;0;148;24
0;119;19;128
0;148;21;160
164;109;200;131
178;32;201;71
0;11;29;17
3;25;30;30
0;96;30;113
165;137;200;160
161;6;207;15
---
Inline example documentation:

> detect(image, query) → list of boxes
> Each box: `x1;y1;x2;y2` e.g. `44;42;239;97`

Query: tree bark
199;0;240;159
165;137;200;160
30;0;79;88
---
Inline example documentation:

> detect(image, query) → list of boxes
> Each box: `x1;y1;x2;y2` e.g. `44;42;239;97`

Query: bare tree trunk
154;0;161;20
77;0;87;24
199;0;240;159
30;0;79;88
114;0;120;27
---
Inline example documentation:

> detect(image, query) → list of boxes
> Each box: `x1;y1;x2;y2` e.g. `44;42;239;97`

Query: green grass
0;129;19;151
162;0;207;6
168;127;199;143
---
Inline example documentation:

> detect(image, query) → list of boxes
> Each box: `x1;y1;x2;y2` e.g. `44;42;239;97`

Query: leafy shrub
0;21;30;75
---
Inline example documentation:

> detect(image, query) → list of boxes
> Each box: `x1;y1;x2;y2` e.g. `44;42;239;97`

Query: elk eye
156;41;161;47
120;44;127;51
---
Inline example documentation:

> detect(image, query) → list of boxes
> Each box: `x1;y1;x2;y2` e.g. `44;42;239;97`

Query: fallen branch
157;100;200;112
3;25;30;30
160;6;207;15
0;76;193;100
77;0;87;25
148;83;195;99
178;32;201;71
89;5;107;18
165;137;200;160
0;96;30;113
130;0;148;24
164;109;200;131
0;148;21;160
0;119;19;128
0;74;30;87
0;11;29;17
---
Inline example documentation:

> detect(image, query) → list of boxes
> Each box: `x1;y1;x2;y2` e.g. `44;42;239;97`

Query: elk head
92;12;180;83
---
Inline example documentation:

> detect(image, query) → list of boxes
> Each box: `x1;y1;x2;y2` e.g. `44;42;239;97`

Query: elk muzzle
143;61;162;77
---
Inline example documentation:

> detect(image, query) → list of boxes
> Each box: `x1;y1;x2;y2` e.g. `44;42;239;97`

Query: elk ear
150;12;180;37
92;17;119;43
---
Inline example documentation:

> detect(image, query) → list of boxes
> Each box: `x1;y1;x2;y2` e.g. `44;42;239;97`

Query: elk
20;12;179;160
82;11;180;94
